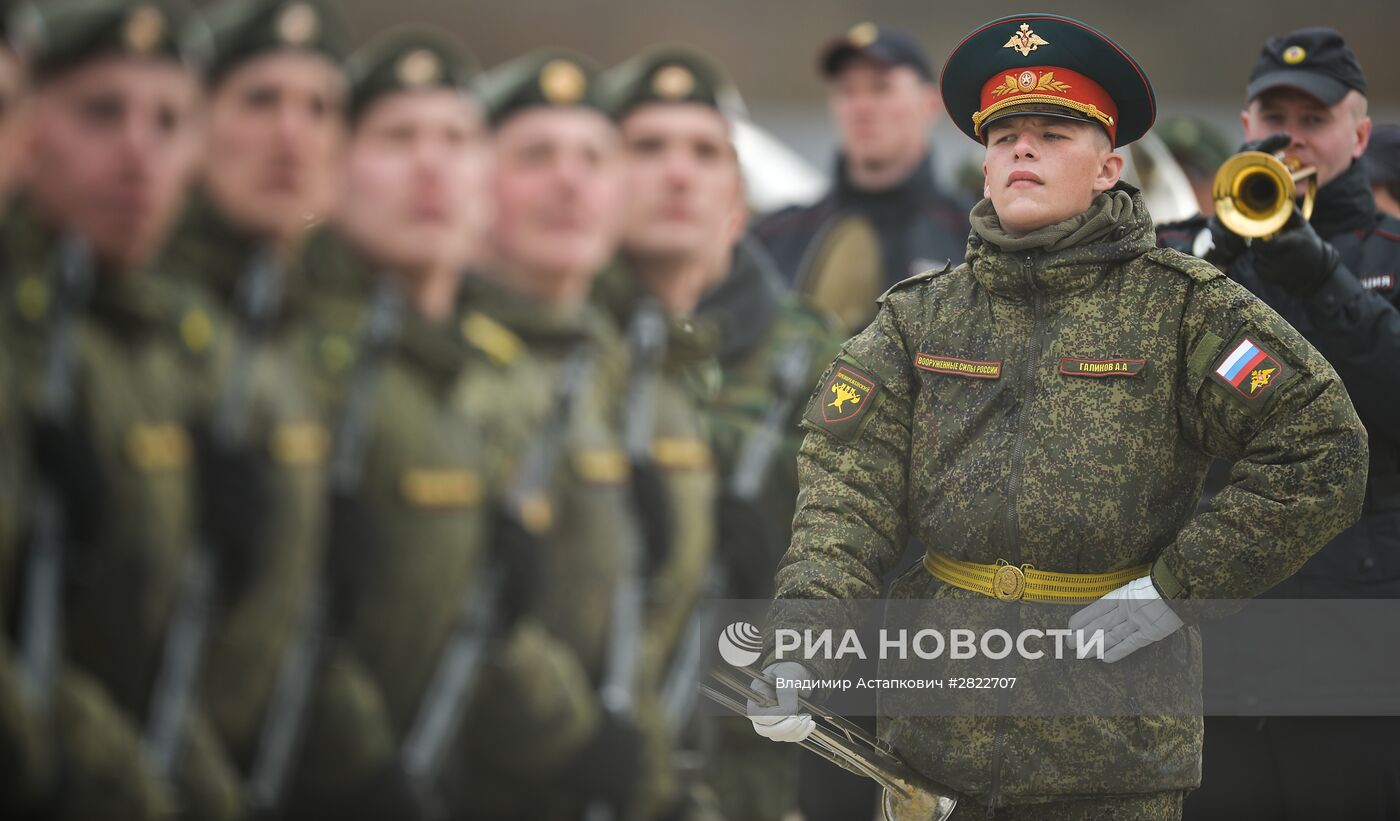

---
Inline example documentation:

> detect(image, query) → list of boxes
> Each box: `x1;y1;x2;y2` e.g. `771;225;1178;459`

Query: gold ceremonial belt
924;551;1150;604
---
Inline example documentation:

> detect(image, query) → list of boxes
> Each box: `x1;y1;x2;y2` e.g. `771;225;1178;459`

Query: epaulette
877;260;953;304
1143;247;1222;286
460;310;523;367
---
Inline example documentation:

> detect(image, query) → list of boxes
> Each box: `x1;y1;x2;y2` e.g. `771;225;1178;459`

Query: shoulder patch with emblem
1210;334;1294;404
804;359;881;441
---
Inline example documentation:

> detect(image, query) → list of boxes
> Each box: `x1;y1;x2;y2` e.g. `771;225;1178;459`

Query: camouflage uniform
0;202;245;820
682;239;845;821
770;186;1367;813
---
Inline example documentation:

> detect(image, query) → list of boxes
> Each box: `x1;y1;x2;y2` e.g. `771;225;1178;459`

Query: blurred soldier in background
1156;116;1231;216
0;5;48;814
1364;123;1400;220
592;44;737;821
752;22;969;334
450;50;653;820
273;26;507;821
158;0;345;782
598;45;845;821
0;0;245;817
1157;27;1400;820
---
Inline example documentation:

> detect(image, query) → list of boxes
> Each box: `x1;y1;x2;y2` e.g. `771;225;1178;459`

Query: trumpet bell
1212;150;1317;239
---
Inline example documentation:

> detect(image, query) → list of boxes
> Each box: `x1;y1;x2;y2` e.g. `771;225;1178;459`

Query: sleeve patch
803;359;882;441
1208;334;1295;405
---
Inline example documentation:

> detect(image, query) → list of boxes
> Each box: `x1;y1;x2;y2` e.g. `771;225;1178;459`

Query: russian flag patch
1210;335;1293;402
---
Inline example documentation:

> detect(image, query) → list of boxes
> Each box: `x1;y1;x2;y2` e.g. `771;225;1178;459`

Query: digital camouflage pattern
771;185;1367;810
0;201;246;820
161;191;330;773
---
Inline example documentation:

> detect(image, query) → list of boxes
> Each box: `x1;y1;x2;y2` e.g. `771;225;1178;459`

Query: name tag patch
1210;336;1292;402
1058;357;1146;377
914;353;1002;379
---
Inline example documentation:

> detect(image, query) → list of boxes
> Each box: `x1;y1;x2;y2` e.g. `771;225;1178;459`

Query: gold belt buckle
992;559;1027;601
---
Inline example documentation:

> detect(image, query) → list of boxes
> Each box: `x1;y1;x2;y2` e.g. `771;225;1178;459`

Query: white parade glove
1068;575;1184;663
747;661;814;743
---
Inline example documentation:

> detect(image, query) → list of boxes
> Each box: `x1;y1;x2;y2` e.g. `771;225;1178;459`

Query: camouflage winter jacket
771;186;1367;808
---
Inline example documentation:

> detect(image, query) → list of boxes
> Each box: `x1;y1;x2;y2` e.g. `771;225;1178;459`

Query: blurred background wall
237;0;1400;186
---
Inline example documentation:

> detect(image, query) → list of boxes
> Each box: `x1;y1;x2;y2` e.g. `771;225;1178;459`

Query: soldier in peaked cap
745;13;1366;819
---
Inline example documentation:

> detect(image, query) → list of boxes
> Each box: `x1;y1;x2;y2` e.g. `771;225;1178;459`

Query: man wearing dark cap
0;0;247;817
153;0;345;784
1155;27;1400;821
1365;123;1400;220
751;22;970;335
746;13;1365;820
595;44;845;821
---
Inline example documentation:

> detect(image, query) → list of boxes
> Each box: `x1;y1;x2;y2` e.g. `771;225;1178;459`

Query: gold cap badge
652;64;695;99
540;58;586;104
848;22;878;47
397;48;442;87
124;5;166;55
276;2;319;46
1282;45;1306;64
1003;22;1049;58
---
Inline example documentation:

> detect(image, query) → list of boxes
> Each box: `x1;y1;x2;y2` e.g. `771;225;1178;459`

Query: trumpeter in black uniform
1157;27;1400;821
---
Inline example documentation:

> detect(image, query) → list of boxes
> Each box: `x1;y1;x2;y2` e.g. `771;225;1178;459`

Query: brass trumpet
1212;150;1317;240
702;665;959;821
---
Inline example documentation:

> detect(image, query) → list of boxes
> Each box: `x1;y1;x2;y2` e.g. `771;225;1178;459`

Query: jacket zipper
986;255;1044;817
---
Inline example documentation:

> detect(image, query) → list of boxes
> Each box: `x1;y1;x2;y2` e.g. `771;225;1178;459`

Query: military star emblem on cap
397;49;442;87
124;5;167;55
652;64;695;99
540;59;586;103
1003;22;1049;57
276;3;320;47
1282;45;1306;64
848;22;878;47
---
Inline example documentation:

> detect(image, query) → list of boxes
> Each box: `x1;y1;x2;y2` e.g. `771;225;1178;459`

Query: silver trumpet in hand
702;666;958;821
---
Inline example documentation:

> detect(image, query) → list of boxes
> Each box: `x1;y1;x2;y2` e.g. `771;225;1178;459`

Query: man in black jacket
751;23;969;333
1157;27;1400;819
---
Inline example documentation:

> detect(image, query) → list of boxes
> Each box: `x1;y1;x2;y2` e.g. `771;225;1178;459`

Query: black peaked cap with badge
600;45;736;120
346;25;481;124
818;21;934;82
485;48;609;127
8;0;204;83
941;13;1155;148
1245;27;1366;105
198;0;348;86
